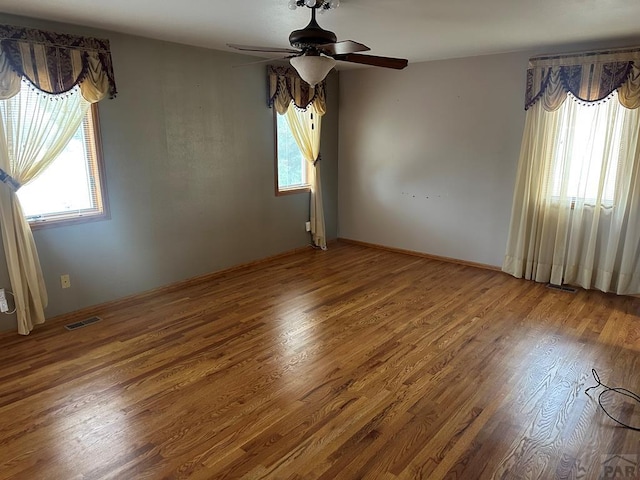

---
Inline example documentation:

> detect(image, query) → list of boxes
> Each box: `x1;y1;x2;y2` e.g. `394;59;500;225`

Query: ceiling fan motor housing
289;10;337;49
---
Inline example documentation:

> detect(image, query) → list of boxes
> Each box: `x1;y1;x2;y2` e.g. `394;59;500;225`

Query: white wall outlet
305;221;311;232
60;274;71;289
0;288;8;313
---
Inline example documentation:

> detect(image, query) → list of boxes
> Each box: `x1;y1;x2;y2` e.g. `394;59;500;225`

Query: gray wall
337;51;531;267
0;14;339;332
337;36;640;268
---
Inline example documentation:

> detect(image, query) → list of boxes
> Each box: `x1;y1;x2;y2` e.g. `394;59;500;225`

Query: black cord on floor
585;369;640;431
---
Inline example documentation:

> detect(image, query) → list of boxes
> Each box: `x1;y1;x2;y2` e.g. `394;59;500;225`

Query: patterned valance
0;24;117;103
268;65;326;115
525;46;640;111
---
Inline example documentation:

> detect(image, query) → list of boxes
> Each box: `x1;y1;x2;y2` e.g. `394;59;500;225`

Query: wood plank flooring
0;242;638;479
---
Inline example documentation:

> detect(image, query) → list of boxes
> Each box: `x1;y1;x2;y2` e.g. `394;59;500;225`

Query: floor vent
65;316;102;331
546;283;578;293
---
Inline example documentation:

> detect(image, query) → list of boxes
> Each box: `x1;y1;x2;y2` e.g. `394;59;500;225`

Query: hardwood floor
0;242;638;479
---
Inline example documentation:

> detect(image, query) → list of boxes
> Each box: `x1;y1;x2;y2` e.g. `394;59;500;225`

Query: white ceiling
1;0;640;64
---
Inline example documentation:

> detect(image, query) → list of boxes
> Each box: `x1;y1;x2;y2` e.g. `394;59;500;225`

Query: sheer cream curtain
284;103;327;249
503;46;640;295
268;66;328;250
0;26;116;334
0;84;90;334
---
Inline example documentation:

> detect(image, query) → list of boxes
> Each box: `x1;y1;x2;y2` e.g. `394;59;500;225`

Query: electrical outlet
60;274;71;289
305;221;311;232
0;288;8;313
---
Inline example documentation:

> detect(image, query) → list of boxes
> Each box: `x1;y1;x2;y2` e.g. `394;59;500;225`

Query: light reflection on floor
52;384;134;478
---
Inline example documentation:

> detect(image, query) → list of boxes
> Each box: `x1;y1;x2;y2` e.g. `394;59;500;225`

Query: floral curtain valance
0;24;117;103
525;46;640;111
268;65;326;115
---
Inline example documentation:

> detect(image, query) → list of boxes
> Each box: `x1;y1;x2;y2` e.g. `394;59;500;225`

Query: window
274;109;309;195
549;92;625;206
16;102;109;228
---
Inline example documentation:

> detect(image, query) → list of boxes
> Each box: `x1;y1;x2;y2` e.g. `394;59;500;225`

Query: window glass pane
17;123;95;218
276;112;307;190
550;94;624;205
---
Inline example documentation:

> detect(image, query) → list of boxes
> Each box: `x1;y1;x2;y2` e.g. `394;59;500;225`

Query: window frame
273;108;310;196
26;102;110;230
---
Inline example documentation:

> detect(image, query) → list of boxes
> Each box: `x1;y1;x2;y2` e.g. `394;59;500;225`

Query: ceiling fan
228;0;408;87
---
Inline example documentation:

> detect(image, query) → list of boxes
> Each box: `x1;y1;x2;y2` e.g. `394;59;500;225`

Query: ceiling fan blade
319;40;370;56
333;53;408;70
232;56;297;68
227;43;300;54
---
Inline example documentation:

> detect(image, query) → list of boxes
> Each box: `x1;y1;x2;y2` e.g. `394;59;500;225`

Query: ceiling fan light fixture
290;55;336;87
290;0;339;10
